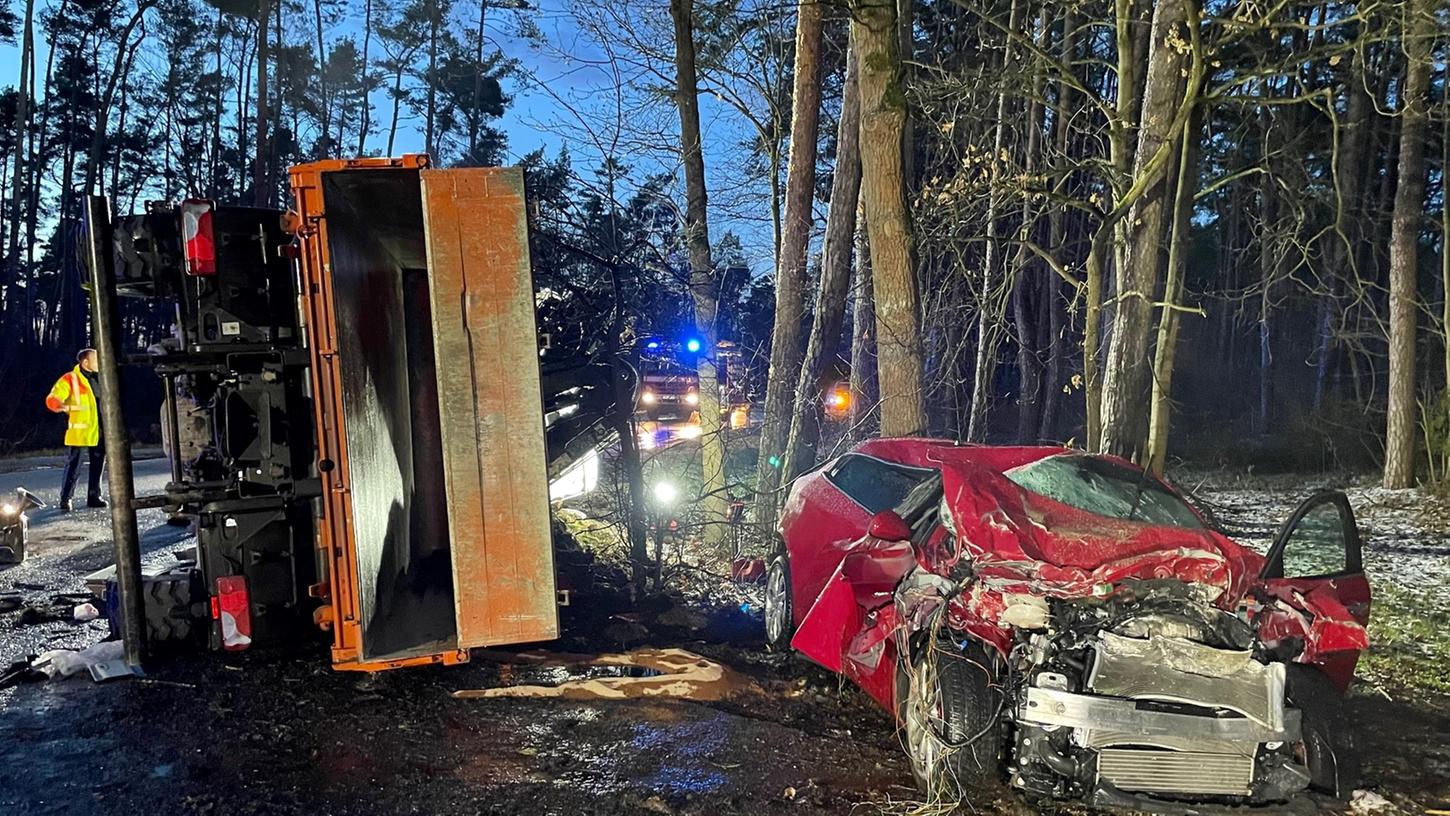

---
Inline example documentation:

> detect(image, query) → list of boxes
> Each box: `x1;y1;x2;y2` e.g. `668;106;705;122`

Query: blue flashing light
646;341;660;349
685;338;702;353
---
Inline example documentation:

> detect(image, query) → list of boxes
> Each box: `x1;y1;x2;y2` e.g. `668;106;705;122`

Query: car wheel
1287;665;1360;799
898;641;1004;799
764;555;793;650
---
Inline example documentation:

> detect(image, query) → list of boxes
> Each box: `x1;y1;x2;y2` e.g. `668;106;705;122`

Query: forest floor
0;454;1447;815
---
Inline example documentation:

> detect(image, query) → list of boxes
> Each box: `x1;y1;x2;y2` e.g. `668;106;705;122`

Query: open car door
291;157;557;670
1258;490;1371;691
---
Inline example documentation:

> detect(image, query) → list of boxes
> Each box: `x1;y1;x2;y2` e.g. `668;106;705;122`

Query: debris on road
1351;790;1397;815
0;657;46;690
33;640;126;679
73;602;99;621
453;648;752;702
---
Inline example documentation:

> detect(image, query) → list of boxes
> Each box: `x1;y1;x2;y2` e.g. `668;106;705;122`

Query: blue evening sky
0;0;778;270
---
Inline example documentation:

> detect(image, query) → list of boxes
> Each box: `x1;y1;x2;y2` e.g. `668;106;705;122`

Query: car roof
851;437;1071;473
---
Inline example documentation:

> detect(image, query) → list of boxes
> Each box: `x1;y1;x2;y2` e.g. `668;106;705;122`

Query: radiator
1097;748;1255;796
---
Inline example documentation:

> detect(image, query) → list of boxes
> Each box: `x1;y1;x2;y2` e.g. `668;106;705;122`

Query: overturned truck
101;155;628;669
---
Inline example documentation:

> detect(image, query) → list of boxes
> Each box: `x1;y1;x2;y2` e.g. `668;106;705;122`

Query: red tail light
180;199;217;276
212;576;253;651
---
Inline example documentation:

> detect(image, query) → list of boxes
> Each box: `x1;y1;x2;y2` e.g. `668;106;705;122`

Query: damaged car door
1257;491;1371;690
767;453;935;649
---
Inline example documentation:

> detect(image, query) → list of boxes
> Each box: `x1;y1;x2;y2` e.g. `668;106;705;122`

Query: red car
764;439;1370;808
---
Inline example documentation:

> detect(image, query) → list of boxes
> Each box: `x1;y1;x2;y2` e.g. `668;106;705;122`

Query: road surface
0;455;193;658
0;461;1447;815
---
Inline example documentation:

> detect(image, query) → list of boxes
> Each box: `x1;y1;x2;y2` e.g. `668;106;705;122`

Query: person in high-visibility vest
45;349;106;512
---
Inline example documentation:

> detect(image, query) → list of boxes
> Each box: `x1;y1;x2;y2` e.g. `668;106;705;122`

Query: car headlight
652;480;678;506
640;390;657;405
685;391;699;406
0;503;14;516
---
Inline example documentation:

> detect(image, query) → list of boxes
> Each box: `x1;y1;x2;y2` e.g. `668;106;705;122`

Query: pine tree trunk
253;0;270;207
754;0;824;527
1384;0;1433;489
3;0;34;297
315;0;329;149
1312;50;1371;413
85;1;155;196
1146;118;1199;475
783;28;862;480
967;0;1024;442
387;64;405;155
850;210;878;435
669;0;729;550
1097;0;1194;459
1253;96;1284;437
469;0;487;159
426;4;439;158
852;0;925;437
1038;7;1076;443
1011;8;1048;443
211;7;223;194
1442;95;1449;427
358;0;373;155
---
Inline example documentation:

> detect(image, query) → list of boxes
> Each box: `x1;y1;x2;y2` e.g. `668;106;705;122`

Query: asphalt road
0;455;173;506
0;456;194;660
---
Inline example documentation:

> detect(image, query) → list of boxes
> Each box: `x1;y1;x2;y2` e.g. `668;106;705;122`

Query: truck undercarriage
91;156;632;668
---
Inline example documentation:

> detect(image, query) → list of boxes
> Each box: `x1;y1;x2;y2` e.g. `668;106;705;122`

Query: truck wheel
764;555;793;650
144;571;202;645
899;642;1004;798
1287;665;1360;799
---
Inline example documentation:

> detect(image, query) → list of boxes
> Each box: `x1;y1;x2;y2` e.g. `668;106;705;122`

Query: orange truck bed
288;155;557;671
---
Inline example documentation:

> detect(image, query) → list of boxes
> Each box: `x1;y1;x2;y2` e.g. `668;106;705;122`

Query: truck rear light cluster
180;199;217;277
211;576;253;651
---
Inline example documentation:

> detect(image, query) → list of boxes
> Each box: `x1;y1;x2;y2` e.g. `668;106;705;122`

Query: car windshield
1003;454;1204;529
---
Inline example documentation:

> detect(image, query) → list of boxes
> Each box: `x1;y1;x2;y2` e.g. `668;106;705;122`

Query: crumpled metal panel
420;167;558;648
1020;686;1299;742
1088;632;1285;728
1077;729;1256;756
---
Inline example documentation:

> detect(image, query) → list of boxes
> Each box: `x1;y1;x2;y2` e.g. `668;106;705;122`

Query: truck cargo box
289;155;556;670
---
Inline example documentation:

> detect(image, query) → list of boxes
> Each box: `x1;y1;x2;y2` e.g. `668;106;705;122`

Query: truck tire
144;572;202;645
1287;664;1360;799
899;641;1004;798
764;555;793;650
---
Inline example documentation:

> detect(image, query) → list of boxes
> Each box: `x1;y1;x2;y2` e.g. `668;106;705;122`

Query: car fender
790;537;919;710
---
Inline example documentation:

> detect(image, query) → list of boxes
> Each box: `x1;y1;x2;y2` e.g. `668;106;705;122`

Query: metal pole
83;194;146;668
162;374;182;484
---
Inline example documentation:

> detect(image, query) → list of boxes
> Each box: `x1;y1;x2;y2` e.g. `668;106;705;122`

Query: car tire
764;555;793;650
899;641;1004;798
1287;664;1360;799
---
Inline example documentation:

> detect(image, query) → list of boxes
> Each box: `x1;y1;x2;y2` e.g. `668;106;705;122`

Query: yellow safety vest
45;365;100;447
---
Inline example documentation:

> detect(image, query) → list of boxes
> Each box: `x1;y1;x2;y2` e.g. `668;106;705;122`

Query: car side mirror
868;510;913;542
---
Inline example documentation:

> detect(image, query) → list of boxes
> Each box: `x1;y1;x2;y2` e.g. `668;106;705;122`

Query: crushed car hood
937;459;1265;606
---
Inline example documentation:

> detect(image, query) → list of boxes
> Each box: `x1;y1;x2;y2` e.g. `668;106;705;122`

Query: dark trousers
60;443;106;504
